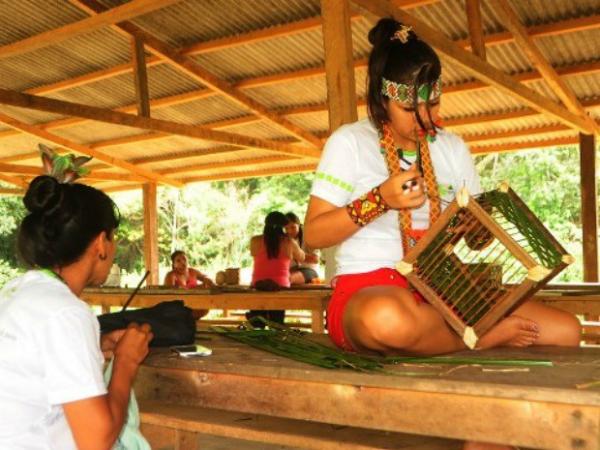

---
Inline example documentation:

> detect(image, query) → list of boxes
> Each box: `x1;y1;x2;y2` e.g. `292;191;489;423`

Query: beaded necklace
380;122;441;254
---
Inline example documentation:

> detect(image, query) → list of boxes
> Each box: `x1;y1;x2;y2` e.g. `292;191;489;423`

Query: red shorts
326;267;424;352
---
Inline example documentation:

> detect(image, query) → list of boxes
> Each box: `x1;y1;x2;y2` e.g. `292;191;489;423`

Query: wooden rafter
181;164;318;184
0;0;182;59
100;162;319;193
2;58;593;149
456;15;600;48
321;0;358;130
0;111;183;187
159;155;297;176
462;124;572;144
0;57;593;144
131;35;151;118
352;0;594;134
445;98;600;128
0;188;24;195
0;162;145;182
0;172;28;189
465;0;486;60
68;0;323;149
23;12;600;99
0;88;321;159
470;136;578;154
487;0;600;135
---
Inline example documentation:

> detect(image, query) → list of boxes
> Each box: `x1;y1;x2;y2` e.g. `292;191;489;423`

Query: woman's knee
552;312;582;346
345;289;421;350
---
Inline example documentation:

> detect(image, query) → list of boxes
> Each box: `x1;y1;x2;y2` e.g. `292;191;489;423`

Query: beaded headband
381;76;442;107
39;143;92;183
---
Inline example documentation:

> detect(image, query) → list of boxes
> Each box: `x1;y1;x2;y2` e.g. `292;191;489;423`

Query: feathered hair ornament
39;144;92;183
391;24;413;43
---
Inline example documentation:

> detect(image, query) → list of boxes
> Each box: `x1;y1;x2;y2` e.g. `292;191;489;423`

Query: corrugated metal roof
0;0;597;190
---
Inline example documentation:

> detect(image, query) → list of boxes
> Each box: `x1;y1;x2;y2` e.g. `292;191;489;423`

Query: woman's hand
100;329;126;360
379;165;427;210
114;322;153;368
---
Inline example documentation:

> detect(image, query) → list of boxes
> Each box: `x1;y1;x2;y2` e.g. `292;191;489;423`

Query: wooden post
580;133;598;283
132;35;151;117
321;0;358;130
143;183;159;285
320;0;358;282
134;35;159;286
466;0;486;60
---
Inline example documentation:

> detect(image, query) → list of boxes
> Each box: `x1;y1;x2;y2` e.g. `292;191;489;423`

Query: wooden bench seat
139;401;463;450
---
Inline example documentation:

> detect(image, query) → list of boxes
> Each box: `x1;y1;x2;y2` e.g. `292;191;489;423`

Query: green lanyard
40;268;66;285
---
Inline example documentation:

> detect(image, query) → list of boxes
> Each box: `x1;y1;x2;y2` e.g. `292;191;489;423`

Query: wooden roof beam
24;12;599;98
352;0;594;134
5;56;593;144
321;0;359;131
470;136;578;154
465;0;486;60
0;112;182;187
159;155;297;175
444;97;600;128
456;14;600;49
131;35;151;118
0;161;146;182
488;0;600;135
0;0;183;59
0;188;24;195
0;88;320;160
101;159;321;192
0;172;28;189
68;0;323;150
182;164;318;184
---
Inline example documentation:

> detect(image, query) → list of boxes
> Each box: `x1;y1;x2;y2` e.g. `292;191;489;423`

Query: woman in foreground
0;175;152;449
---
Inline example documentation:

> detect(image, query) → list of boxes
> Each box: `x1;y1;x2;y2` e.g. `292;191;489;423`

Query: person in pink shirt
247;211;305;327
164;250;213;319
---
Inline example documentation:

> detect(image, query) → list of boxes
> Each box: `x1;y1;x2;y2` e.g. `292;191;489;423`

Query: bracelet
346;185;390;227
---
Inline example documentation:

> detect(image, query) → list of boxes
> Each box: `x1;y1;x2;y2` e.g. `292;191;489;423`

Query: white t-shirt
311;118;481;276
0;270;107;450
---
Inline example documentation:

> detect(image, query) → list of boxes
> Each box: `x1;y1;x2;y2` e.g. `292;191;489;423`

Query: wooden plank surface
136;334;600;449
139;402;462;450
82;287;329;332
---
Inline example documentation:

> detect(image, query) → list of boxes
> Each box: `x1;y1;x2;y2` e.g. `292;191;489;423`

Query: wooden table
136;333;600;449
82;283;600;336
81;286;331;333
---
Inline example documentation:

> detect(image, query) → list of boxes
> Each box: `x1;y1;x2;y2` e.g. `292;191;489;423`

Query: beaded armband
346;185;390;227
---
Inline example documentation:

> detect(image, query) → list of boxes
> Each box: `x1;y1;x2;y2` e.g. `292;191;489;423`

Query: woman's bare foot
463;441;517;450
476;315;539;349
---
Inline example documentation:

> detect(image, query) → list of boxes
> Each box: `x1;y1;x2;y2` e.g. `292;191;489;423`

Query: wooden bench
81;287;330;332
139;401;462;450
136;336;600;450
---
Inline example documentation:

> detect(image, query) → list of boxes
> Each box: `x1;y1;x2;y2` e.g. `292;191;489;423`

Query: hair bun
368;18;403;47
23;175;64;214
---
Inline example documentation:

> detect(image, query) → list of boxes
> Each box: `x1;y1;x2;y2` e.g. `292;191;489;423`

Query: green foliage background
0;146;595;287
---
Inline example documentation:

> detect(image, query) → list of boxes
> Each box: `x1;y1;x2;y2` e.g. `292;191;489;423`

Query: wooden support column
132;35;151;118
321;0;358;130
466;0;486;60
143;183;159;285
320;0;358;283
133;35;158;285
580;133;598;283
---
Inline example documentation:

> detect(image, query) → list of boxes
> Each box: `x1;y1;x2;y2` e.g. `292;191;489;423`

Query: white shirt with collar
311;118;481;276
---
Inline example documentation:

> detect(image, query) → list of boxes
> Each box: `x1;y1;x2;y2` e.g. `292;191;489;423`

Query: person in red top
164;250;214;289
164;250;213;319
247;211;305;327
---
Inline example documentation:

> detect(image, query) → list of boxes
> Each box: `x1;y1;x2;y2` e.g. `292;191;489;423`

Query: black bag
98;300;195;347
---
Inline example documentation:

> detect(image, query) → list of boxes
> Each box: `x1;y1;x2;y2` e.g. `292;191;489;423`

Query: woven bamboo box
396;182;574;349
